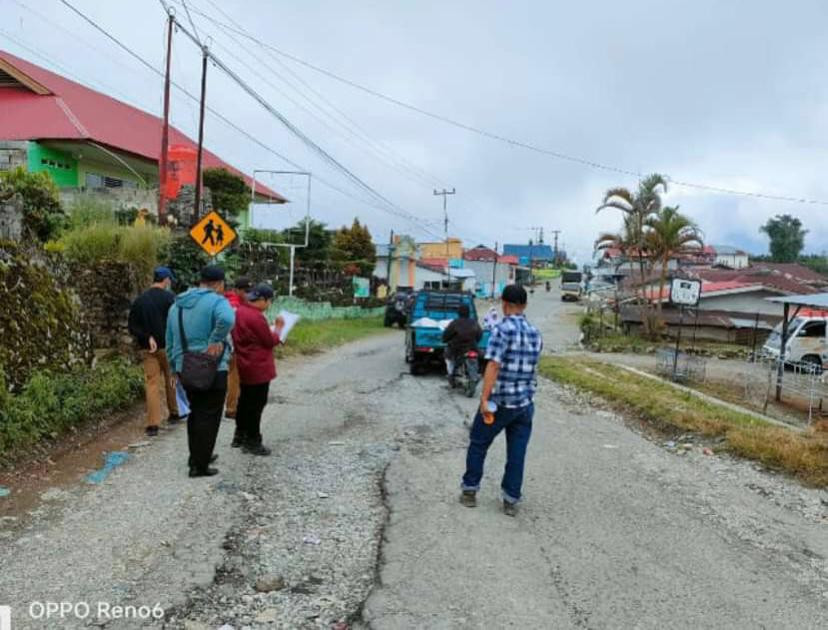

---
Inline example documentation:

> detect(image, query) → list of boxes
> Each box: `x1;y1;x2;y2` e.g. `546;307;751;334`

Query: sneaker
145;426;159;437
231;434;243;448
189;467;219;478
459;490;477;508
503;500;518;517
242;443;272;456
188;454;218;467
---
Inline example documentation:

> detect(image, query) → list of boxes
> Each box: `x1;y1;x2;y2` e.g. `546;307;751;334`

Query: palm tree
596;174;668;333
645;205;704;315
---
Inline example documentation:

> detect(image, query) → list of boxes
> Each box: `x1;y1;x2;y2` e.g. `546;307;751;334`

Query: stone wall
0;141;28;173
0;194;23;241
69;260;144;356
166;184;213;227
59;186;160;217
0;242;93;390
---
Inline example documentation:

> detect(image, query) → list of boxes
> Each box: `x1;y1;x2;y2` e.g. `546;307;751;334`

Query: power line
177;2;828;208
53;0;443;239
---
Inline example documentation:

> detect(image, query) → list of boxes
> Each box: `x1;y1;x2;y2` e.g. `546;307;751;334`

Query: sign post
668;278;702;381
189;210;237;258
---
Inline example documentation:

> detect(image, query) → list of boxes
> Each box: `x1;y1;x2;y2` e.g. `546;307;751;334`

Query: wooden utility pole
157;10;174;225
386;229;394;290
193;46;208;224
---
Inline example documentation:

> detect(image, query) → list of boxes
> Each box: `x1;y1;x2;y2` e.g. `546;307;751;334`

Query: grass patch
539;356;828;487
588;333;751;359
275;316;387;358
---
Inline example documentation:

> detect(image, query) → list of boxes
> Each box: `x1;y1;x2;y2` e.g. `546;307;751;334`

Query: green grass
275;316;387;358
540;356;828;487
588;333;751;359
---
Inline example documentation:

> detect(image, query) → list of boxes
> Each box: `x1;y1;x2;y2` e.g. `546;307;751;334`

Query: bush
65;195;118;229
0;167;65;241
57;222;170;284
0;359;143;460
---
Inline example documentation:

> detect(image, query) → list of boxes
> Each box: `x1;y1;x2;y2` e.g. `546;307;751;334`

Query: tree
596;173;668;334
283;219;331;264
202;168;250;216
0;167;64;241
760;214;806;262
331;218;376;276
645;206;703;314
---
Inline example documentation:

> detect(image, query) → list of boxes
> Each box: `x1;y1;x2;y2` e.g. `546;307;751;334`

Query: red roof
0;49;284;201
499;255;519;265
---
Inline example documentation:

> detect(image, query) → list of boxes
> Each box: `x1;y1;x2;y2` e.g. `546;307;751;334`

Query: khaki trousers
142;349;178;427
225;354;240;416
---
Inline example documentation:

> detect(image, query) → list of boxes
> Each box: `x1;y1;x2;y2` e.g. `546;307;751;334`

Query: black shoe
189;466;219;478
231;434;243;448
188;454;218;467
460;490;477;508
242;443;272;456
166;415;184;426
145;426;159;437
503;500;518;517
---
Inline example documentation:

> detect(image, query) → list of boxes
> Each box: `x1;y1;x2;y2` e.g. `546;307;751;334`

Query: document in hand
276;310;301;342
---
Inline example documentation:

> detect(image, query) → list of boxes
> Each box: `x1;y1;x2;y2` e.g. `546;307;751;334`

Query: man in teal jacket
166;265;235;477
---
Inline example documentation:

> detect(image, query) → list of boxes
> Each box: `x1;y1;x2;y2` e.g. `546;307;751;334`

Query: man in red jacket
231;283;284;456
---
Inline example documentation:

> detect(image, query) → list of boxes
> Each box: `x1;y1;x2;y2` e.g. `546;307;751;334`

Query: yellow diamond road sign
190;210;236;257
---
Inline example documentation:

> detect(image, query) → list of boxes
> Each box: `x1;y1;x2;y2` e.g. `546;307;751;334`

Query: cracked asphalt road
1;289;826;629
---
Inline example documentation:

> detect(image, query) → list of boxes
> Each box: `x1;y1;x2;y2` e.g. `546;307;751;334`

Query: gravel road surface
0;288;825;629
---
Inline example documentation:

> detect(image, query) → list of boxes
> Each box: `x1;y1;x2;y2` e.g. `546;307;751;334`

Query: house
418;238;463;262
503;243;557;266
709;245;749;269
415;262;475;292
462;248;518;297
0;49;284;219
374;234;419;290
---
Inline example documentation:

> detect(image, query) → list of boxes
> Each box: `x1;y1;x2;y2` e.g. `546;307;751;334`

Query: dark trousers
185;371;227;471
237;382;270;445
461;403;534;503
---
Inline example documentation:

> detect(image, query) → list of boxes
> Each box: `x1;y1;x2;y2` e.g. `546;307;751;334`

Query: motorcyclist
442;303;483;384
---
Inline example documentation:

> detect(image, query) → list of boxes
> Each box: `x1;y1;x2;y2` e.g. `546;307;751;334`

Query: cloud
5;0;828;256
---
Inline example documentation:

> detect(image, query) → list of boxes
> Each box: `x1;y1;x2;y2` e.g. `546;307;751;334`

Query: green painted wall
27;141;78;187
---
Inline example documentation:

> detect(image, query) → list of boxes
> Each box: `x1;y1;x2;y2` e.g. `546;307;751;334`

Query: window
798;321;825;338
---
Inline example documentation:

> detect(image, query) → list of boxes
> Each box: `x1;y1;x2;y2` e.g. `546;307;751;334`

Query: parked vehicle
762;313;828;370
449;349;481;397
561;271;583;301
384;288;414;328
405;290;490;375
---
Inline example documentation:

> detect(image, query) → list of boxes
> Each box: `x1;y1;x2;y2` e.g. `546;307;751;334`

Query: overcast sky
5;0;828;262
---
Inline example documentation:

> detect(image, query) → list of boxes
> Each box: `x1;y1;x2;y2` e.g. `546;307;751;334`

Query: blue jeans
461;403;534;503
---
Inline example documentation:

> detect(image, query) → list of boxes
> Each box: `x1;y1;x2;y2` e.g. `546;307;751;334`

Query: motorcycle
450;350;481;398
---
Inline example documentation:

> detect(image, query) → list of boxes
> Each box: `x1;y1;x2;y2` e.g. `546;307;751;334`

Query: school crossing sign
189;210;236;257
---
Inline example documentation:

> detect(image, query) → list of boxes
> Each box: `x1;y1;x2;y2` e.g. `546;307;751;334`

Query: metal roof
766;293;828;308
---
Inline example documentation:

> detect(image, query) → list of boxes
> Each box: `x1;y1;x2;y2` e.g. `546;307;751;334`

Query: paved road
0;288;826;629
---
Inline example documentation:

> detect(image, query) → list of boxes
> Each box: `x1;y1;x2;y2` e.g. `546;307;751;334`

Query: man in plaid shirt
460;284;543;516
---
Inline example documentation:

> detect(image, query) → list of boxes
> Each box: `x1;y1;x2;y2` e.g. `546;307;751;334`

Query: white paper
274;310;300;342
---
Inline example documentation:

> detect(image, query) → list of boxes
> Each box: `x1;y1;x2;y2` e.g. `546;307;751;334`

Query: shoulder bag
178;306;220;391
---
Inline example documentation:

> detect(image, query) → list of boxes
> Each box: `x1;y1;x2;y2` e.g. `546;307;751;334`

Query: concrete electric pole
433;188;456;286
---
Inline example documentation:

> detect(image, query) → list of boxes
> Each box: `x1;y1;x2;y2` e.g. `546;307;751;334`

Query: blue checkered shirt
485;314;543;408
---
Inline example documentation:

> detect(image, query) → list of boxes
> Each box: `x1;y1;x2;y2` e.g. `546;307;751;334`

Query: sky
4;0;828;263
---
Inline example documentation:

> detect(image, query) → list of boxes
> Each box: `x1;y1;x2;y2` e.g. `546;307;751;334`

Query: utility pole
386;229;394;291
193;45;208;224
491;241;498;299
157;9;174;226
549;229;562;266
434;188;456;287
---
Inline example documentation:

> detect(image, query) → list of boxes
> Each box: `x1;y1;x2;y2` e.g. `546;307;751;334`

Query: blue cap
153;266;174;282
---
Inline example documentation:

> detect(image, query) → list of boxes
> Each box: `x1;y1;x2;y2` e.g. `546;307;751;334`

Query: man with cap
231;283;284;456
128;266;182;437
224;276;253;424
459;284;543;516
166;265;236;477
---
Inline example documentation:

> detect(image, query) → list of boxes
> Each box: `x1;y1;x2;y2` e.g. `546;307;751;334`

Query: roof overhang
766;292;828;309
0;56;50;94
